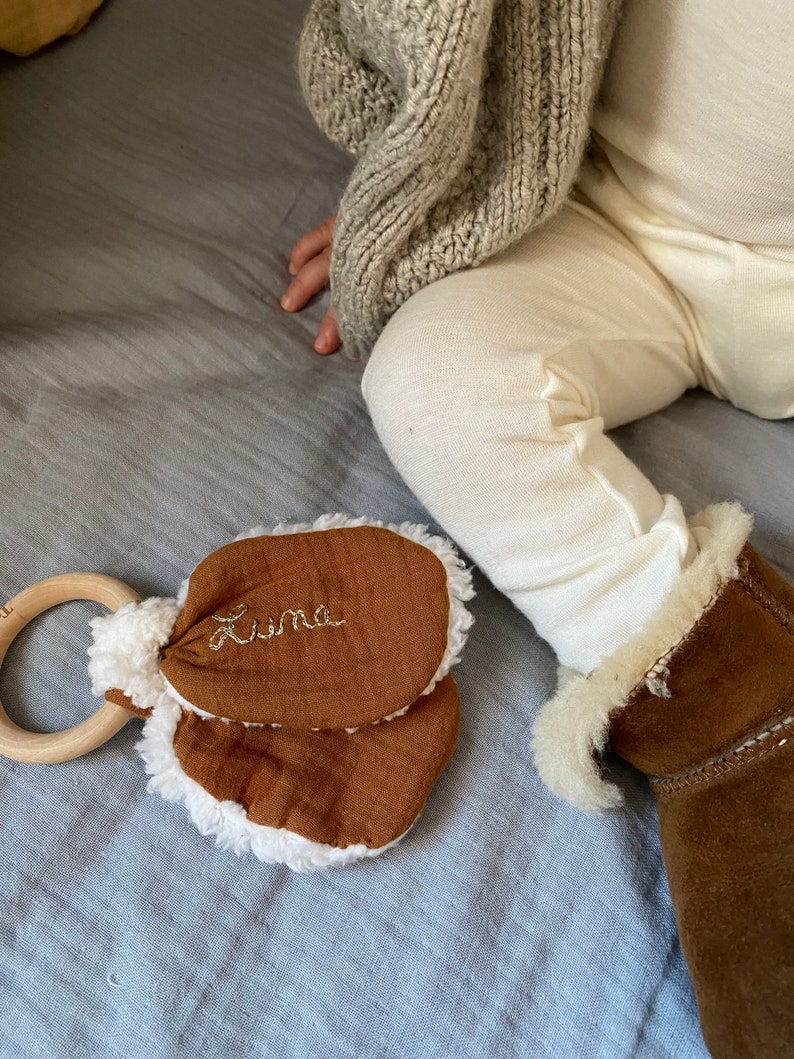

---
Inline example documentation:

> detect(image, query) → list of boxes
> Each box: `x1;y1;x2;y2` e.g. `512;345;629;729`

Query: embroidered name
208;602;346;651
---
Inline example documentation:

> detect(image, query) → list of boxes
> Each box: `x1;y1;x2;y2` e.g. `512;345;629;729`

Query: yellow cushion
0;0;104;56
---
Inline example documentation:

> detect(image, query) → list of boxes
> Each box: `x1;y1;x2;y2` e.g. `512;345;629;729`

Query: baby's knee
361;272;605;486
360;316;423;427
362;287;485;444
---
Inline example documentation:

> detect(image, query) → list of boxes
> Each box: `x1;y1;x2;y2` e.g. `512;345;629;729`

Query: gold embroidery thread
209;603;346;651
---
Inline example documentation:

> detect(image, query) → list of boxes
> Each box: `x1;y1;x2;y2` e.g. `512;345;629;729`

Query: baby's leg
362;201;704;674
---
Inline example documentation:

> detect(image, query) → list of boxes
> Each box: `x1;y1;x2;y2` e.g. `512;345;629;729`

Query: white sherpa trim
161;674;284;729
176;577;190;609
87;597;181;713
233;513;476;704
136;695;407;871
531;502;753;814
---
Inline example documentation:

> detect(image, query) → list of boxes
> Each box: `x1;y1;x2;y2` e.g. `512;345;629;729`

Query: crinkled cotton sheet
1;2;792;1055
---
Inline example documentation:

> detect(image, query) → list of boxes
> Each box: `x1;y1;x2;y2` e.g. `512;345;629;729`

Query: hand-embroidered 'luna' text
208;603;346;651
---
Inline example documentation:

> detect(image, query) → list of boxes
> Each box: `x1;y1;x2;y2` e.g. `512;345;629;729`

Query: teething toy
0;573;140;763
0;516;474;871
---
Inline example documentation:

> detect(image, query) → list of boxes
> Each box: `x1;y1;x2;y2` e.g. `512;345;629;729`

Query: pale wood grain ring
0;573;140;763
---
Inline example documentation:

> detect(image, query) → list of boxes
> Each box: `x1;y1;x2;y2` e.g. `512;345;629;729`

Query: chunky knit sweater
299;0;623;360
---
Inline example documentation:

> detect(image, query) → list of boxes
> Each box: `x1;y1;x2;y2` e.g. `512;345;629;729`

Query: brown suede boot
532;503;794;1059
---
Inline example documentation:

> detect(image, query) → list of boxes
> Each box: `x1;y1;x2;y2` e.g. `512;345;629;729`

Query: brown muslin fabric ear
172;674;461;850
159;527;451;729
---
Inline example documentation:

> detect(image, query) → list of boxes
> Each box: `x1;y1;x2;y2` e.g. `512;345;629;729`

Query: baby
283;2;794;1054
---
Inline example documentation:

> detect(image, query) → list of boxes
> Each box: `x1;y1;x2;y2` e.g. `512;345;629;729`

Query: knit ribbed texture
299;0;623;359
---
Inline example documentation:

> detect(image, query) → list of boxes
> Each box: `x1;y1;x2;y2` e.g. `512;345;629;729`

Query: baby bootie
533;503;794;1058
88;515;474;871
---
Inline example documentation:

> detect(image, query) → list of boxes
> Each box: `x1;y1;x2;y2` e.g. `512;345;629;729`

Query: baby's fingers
314;307;341;355
281;249;330;312
288;214;335;276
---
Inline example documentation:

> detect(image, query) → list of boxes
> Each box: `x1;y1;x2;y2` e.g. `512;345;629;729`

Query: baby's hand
281;214;341;355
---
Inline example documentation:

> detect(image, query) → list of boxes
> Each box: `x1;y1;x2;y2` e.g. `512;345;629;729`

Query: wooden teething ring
0;573;140;764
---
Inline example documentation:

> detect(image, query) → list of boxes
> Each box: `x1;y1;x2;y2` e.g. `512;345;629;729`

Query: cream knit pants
361;181;794;674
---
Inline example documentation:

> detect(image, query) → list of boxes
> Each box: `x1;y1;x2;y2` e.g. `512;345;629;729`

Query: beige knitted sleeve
329;0;497;360
299;0;622;362
298;0;398;159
